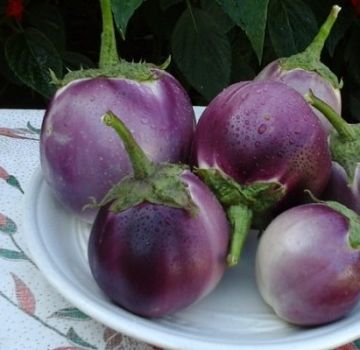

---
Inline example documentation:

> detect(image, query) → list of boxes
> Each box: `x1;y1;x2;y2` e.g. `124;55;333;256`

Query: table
0;109;357;350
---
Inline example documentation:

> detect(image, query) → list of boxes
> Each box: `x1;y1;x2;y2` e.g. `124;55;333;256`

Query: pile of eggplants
39;1;360;325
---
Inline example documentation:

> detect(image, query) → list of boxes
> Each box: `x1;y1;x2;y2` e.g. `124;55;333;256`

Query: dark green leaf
0;249;27;261
26;2;66;52
62;51;95;71
66;327;96;349
231;32;257;82
49;307;91;320
345;25;360;86
216;0;269;62
171;8;231;100
159;0;182;11
268;0;318;57
111;0;144;38
5;28;63;98
0;46;23;85
326;6;355;57
201;0;234;33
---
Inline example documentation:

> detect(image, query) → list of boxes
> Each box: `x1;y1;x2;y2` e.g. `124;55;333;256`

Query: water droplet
258;124;267;134
255;141;261;148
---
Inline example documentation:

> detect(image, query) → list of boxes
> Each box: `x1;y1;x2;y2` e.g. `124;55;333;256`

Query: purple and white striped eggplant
256;202;360;326
40;0;195;222
41;73;195;222
88;112;230;318
256;5;342;134
191;79;332;266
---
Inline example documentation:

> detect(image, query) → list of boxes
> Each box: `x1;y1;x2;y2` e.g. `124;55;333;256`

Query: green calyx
195;168;286;212
305;89;358;183
330;124;360;183
305;193;360;249
52;58;170;87
89;111;198;216
325;201;360;249
195;167;286;266
279;5;342;89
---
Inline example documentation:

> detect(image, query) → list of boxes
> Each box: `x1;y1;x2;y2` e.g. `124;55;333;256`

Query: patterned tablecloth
0;108;358;350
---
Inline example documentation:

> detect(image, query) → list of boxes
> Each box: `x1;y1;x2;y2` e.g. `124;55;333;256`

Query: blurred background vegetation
0;0;360;122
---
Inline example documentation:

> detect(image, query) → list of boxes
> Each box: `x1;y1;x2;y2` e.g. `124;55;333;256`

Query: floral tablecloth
0;108;358;350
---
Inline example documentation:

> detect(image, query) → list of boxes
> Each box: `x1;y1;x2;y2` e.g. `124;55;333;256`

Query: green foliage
5;28;62;98
171;6;231;100
111;0;144;39
268;0;318;57
216;0;270;62
0;0;359;122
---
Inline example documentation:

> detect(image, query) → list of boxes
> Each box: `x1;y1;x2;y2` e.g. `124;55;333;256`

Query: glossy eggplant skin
256;203;360;326
191;80;332;205
88;171;230;318
321;162;360;214
40;71;195;222
256;61;341;134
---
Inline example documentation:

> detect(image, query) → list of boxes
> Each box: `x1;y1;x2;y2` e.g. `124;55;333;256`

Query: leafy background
0;0;360;122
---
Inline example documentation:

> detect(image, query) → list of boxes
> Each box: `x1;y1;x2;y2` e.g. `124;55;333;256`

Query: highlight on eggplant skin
256;203;360;326
40;73;195;223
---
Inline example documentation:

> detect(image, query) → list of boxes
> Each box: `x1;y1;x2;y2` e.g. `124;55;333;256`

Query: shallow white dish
23;167;360;350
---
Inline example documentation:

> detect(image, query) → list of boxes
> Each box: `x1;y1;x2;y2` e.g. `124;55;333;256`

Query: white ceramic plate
23;167;360;350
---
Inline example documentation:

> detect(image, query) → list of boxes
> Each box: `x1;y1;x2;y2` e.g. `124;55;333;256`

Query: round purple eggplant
192;80;331;194
41;74;195;222
256;202;360;326
256;5;342;134
40;0;195;222
89;171;229;317
191;79;332;266
88;112;230;318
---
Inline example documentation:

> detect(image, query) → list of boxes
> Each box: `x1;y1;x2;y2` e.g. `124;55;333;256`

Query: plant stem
304;5;341;60
102;112;155;179
99;0;120;69
226;204;253;267
305;89;355;141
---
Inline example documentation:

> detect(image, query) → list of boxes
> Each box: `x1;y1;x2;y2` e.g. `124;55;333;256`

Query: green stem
226;204;253;267
305;89;355;141
304;5;341;60
99;0;120;68
102;111;154;179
